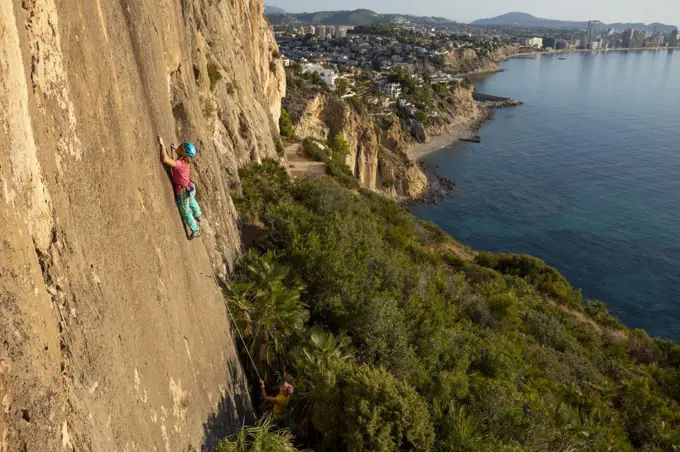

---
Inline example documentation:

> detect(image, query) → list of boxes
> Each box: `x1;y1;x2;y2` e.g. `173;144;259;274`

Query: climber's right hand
157;135;164;147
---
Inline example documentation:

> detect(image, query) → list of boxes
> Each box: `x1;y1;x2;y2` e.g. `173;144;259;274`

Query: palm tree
227;250;309;375
284;327;354;443
290;326;353;371
438;403;485;452
215;417;298;452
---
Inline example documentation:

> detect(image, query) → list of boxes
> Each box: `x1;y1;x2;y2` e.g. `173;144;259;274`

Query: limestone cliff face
409;83;480;144
440;48;500;74
450;83;480;122
0;0;283;450
294;94;427;198
438;45;521;74
489;45;521;62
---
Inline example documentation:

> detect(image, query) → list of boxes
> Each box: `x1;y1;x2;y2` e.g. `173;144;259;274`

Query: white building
335;26;348;39
382;83;402;99
302;63;337;89
527;37;543;48
315;27;326;40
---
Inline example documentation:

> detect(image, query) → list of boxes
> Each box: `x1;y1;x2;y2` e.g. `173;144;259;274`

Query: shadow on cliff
200;359;256;451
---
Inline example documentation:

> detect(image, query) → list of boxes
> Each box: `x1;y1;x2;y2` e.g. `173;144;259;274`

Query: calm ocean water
414;50;680;340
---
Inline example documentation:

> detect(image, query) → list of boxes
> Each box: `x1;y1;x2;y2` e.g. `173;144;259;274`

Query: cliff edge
0;0;283;450
293;94;427;198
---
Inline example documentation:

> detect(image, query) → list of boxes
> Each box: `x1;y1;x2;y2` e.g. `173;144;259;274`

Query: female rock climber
158;135;202;240
260;379;294;423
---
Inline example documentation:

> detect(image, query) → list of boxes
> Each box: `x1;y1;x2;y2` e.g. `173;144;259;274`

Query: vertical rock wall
0;0;284;450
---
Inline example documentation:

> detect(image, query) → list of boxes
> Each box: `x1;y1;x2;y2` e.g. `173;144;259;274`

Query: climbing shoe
189;230;202;240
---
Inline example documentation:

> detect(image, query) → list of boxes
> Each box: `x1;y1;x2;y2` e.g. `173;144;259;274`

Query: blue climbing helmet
182;142;197;158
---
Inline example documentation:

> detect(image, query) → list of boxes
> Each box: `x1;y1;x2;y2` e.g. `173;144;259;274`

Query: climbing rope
201;267;263;382
224;296;263;382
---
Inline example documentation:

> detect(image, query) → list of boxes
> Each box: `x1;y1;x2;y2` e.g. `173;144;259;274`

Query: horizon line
265;6;679;29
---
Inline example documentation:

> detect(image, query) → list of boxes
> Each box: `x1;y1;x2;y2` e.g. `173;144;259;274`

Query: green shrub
207;62;223;91
229;159;680;452
310;361;435;451
202;98;215;118
346;94;366;114
325;160;358;189
300;138;327;162
438;403;486;452
328;134;349;158
617;378;673;447
475;252;579;307
279;109;294;138
419;220;449;243
215;417;297;452
233;158;290;222
274;137;285;156
226;249;309;374
311;71;321;84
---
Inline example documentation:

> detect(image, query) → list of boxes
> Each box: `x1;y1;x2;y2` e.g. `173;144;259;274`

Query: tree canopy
223;159;680;451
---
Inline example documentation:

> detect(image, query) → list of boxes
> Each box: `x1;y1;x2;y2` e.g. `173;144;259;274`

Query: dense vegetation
279;109;295;138
299;137;358;189
226;159;680;451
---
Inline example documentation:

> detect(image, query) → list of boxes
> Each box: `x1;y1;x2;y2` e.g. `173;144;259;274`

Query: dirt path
285;143;326;178
441;242;476;261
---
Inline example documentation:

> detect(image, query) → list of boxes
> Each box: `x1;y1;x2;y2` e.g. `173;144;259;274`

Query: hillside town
272;21;677;116
274;22;679;69
275;24;510;70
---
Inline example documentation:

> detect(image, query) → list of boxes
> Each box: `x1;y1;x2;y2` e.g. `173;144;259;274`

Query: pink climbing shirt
172;159;191;196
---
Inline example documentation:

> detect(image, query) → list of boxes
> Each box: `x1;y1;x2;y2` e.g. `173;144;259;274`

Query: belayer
158;135;202;240
260;379;294;423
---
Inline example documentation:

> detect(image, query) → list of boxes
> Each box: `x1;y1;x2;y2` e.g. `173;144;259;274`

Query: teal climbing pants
176;189;201;234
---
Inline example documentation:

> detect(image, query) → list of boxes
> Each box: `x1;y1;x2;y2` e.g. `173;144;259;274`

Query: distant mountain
264;8;457;27
295;9;380;26
471;12;677;32
264;5;286;15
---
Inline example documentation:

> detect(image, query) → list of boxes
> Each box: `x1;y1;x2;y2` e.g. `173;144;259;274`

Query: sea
413;50;680;340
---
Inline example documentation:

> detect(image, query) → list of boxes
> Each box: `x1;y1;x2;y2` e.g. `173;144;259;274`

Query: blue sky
269;0;679;26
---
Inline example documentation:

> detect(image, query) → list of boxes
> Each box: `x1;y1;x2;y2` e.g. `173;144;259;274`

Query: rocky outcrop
489;45;522;62
435;45;521;74
0;0;284;450
450;83;480;122
290;82;485;200
481;99;523;108
408;83;480;144
294;94;427;198
439;48;501;74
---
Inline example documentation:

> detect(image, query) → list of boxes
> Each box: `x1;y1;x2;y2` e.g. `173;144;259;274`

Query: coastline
507;46;676;59
407;105;495;161
457;67;504;77
407;122;475;161
403;105;496;205
404;47;676;161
